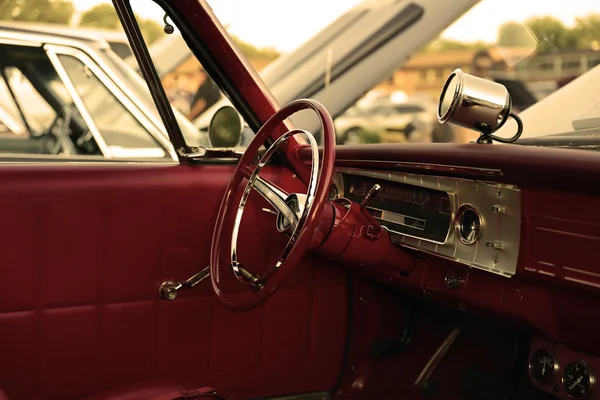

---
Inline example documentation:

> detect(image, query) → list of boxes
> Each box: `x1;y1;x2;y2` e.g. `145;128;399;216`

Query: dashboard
331;168;522;277
294;142;600;400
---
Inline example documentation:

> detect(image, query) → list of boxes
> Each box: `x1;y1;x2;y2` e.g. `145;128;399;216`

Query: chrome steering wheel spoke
252;175;298;231
230;128;320;286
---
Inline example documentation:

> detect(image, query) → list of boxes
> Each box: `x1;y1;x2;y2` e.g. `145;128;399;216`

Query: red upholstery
0;389;8;400
0;165;348;400
81;382;224;400
81;381;193;400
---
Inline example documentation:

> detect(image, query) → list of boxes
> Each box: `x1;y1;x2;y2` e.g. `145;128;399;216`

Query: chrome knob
444;271;463;290
158;281;181;301
158;267;210;301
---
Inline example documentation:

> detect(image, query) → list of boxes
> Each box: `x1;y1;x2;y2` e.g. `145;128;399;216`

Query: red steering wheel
210;99;336;311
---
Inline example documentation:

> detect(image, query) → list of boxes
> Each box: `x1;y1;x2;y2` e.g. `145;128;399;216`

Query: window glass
119;0;600;150
125;0;251;152
2;67;57;133
0;43;104;157
204;0;599;147
58;53;165;157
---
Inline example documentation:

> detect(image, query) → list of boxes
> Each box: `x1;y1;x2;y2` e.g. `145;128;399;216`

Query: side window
0;78;26;136
0;67;57;134
57;53;166;157
0;39;176;161
0;43;105;157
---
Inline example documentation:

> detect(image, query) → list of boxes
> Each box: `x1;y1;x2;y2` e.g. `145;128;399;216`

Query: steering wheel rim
210;99;336;311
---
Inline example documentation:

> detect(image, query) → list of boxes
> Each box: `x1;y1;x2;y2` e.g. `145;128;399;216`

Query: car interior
0;0;598;400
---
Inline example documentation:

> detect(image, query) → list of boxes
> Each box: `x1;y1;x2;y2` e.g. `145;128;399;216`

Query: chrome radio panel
335;168;521;278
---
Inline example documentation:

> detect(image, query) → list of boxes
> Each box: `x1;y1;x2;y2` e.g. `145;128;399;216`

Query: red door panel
0;164;349;400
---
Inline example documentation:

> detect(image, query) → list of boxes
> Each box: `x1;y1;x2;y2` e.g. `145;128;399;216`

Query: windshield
126;0;599;150
205;0;600;146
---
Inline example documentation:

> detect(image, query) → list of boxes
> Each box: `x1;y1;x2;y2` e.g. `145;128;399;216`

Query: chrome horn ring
230;129;320;288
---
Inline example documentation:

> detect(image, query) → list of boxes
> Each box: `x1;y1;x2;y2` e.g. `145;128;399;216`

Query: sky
72;0;600;53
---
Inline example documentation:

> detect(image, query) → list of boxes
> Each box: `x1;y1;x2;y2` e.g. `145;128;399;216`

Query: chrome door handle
158;266;209;301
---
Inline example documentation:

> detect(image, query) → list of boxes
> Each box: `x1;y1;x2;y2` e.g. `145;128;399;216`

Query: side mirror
437;68;511;136
208;106;243;148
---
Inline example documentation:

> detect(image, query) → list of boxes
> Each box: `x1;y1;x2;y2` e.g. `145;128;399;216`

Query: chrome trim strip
454;204;482;245
0;160;178;166
254;175;297;231
0;37;42;47
0;29;112;52
366;205;452;245
45;46;113;158
0;107;26;135
335;160;503;177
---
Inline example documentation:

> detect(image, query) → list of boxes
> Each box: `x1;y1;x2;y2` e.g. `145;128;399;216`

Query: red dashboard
298;142;600;397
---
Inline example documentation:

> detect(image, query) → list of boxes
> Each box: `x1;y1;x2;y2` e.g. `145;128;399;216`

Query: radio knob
444;271;463;290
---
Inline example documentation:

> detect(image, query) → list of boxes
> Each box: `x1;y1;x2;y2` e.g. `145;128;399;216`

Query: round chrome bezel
454;204;482;245
438;69;464;123
528;348;559;386
562;360;595;399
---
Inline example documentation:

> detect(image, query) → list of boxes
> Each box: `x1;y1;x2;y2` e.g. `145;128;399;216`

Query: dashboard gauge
562;360;594;399
455;204;482;245
529;348;558;384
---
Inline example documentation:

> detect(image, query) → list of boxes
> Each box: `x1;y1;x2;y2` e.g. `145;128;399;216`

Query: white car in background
334;99;439;144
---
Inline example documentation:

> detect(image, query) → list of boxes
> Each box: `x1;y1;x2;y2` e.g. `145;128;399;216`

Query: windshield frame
113;0;307;175
102;48;207;149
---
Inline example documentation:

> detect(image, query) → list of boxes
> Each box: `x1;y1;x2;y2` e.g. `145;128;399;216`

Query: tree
526;16;577;52
79;3;164;44
230;34;280;61
0;0;74;24
572;14;600;50
79;3;119;29
497;21;537;48
424;38;488;53
138;18;163;45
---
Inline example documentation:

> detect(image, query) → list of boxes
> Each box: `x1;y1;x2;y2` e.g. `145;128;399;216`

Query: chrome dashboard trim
367;205;450;245
334;160;504;177
454;204;482;245
335;167;521;277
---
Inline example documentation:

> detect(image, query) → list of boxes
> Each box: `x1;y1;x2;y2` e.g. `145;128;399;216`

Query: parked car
335;99;438;143
0;22;204;160
4;22;134;59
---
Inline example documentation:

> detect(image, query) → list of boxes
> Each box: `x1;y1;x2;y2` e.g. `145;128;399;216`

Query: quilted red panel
0;164;348;400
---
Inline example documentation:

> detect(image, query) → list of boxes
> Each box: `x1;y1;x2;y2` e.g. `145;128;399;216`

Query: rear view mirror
208;106;243;148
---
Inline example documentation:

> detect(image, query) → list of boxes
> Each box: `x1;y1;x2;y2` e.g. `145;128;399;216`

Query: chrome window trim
45;44;178;160
0;152;179;164
44;45;114;158
0;107;26;135
335;159;504;177
0;30;111;53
